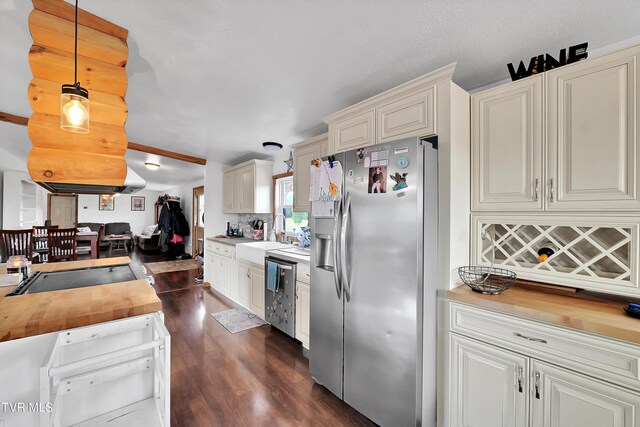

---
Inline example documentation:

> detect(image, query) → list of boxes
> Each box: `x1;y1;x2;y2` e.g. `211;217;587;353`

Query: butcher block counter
0;256;161;342
448;284;640;345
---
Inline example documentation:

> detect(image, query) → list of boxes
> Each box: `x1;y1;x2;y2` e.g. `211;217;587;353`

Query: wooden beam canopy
0;112;207;166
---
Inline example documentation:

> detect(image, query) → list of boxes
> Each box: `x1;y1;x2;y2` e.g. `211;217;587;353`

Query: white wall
203;160;236;241
77;189;162;235
165;178;204;253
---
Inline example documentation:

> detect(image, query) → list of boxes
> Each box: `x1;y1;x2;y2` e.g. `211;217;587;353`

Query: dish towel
267;261;279;292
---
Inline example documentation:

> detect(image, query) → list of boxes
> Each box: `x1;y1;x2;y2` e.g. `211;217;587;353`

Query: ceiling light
145;162;160;170
61;0;90;133
262;141;283;152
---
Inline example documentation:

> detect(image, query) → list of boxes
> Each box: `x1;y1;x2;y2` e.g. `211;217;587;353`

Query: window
274;174;308;236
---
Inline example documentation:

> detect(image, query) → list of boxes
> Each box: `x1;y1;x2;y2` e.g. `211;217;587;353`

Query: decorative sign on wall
507;42;588;81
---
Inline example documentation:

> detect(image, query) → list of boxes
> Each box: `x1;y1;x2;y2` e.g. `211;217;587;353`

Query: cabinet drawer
209;242;234;258
296;263;311;284
450;302;640;391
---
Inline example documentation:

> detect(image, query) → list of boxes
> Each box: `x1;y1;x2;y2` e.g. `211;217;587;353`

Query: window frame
272;172;308;237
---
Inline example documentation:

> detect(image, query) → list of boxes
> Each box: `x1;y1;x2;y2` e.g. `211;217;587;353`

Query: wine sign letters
507;42;589;81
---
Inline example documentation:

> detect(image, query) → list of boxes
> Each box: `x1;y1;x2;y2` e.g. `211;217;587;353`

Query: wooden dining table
76;231;99;259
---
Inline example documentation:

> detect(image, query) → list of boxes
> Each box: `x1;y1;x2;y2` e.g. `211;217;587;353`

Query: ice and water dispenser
312;216;337;273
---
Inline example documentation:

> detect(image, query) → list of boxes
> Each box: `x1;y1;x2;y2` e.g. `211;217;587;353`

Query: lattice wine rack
471;215;640;295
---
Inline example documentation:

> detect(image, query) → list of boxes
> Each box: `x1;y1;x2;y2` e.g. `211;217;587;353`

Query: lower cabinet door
236;262;251;308
249;265;265;318
531;360;640;427
450;334;529;427
295;281;310;348
222;257;235;299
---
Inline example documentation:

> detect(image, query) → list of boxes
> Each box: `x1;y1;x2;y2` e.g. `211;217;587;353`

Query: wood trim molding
127;142;207;166
0;112;29;126
272;172;293;221
0;112;207;166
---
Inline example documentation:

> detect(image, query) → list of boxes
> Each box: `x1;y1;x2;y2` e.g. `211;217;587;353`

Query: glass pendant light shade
61;84;90;133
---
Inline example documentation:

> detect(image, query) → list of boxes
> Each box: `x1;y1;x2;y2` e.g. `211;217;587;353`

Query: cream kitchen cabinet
292;133;328;212
294;262;311;348
249;263;265;318
223;171;234;212
223;159;273;214
206;241;235;297
471;43;640;212
546;44;640;211
471;75;544;211
531;361;640;427
236;261;252;308
329;109;376;154
449;301;640;427
377;87;435;143
325;66;446;154
450;334;528;427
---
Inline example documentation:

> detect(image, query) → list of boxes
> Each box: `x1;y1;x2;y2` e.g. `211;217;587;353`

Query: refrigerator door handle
332;199;342;299
340;193;352;301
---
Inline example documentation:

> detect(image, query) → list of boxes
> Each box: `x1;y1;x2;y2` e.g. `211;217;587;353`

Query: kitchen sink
235;241;290;265
278;247;311;256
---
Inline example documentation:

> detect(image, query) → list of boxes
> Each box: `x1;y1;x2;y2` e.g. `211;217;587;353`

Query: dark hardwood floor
107;247;375;427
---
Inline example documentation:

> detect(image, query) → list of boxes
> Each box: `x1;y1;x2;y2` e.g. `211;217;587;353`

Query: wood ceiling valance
27;0;129;186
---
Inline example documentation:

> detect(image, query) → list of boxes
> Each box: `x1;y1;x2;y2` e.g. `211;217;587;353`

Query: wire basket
458;266;517;294
458;229;517;294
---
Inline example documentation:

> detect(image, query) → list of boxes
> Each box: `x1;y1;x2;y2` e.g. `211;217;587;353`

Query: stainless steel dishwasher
264;256;297;338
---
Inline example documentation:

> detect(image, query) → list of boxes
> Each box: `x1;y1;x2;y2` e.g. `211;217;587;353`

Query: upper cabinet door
242;165;255;213
376;87;435;143
329;109;375;154
293;142;321;212
546;45;640;210
472;75;544;211
223;172;234;213
232;170;243;212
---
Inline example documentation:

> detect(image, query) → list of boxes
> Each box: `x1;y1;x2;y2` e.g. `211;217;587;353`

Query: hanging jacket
173;208;190;236
158;204;172;231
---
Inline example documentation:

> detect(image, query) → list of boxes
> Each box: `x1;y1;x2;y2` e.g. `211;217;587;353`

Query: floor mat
211;307;268;333
145;259;198;274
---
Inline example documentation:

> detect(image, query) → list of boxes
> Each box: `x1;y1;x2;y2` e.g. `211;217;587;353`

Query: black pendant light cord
74;0;78;86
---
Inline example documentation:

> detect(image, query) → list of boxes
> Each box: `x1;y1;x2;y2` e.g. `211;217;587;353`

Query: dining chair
48;228;78;262
33;226;59;263
96;225;104;259
0;229;34;262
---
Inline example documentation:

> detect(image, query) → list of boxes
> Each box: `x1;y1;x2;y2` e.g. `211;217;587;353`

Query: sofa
135;225;160;252
77;222;134;249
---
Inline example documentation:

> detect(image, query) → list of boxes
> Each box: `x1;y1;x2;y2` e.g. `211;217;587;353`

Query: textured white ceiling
1;0;640;175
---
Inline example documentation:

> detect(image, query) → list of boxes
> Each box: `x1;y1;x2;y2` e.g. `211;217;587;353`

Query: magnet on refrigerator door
368;166;387;194
390;172;408;191
356;148;365;163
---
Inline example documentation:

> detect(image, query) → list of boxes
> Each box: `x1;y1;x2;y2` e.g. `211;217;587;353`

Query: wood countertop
0;257;161;342
207;237;257;246
448;284;640;345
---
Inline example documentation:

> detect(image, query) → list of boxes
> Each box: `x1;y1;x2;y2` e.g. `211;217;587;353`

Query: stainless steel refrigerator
310;137;438;427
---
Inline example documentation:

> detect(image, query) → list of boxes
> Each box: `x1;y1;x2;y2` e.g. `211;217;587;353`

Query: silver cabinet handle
517;366;523;393
514;332;547;344
534;178;539;202
535;372;541;399
549;178;554;202
340;193;352;302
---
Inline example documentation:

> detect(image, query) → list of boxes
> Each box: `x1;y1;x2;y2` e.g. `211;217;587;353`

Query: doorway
192;185;204;255
47;194;78;228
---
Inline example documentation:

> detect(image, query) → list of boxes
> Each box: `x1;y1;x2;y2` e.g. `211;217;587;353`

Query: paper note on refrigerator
310;160;342;202
311;200;335;217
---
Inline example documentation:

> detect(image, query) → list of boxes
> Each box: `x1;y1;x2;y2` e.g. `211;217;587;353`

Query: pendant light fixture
60;0;90;133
